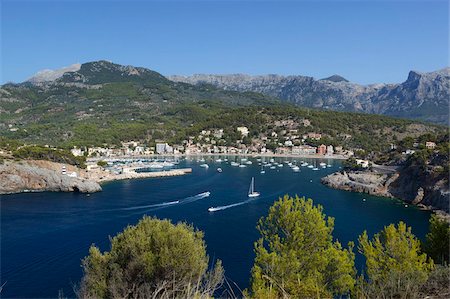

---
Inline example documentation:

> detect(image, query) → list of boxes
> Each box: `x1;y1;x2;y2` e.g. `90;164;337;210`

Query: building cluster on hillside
399;140;437;156
71;124;353;158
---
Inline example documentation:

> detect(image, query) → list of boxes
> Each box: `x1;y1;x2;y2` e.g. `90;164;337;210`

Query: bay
0;156;430;298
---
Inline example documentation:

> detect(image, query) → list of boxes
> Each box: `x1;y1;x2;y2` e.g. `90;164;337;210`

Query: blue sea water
1;157;431;298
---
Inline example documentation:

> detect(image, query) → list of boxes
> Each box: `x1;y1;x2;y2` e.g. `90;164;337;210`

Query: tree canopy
357;222;434;298
79;216;223;299
424;214;450;265
250;195;355;298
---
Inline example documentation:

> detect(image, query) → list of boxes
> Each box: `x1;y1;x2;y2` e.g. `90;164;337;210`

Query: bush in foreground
356;222;434;299
78;216;223;299
249;195;356;298
424;214;450;265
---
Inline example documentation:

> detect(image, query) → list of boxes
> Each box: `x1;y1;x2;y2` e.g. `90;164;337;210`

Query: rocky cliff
169;68;450;124
0;160;101;194
321;168;449;214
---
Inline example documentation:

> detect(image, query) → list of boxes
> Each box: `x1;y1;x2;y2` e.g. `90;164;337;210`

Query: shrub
78;216;223;299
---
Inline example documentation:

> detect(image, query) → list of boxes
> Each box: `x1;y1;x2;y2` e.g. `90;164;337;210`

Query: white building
326;145;334;155
71;148;84;157
213;129;224;139
237;126;249;137
284;140;293;147
156;143;167;154
292;145;317;155
356;159;370;168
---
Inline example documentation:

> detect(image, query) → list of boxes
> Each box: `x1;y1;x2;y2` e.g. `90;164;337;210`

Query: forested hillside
0;61;444;152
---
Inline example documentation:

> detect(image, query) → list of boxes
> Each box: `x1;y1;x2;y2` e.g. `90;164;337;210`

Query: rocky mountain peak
56;61;168;85
27;63;81;83
320;74;349;83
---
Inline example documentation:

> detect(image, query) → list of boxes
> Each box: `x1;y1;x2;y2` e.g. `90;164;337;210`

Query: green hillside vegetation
12;144;86;168
0;61;445;153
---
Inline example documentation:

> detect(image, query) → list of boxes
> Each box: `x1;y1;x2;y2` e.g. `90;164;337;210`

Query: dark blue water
1;157;431;298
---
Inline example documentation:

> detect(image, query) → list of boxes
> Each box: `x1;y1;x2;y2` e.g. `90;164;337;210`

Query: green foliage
343;157;365;171
424;215;450;265
96;160;107;167
0;136;23;151
357;222;434;298
79;216;223;299
1;68;443;154
12;145;86;168
250;195;356;298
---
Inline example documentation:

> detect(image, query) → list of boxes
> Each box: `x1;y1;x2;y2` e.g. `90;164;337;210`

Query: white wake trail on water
208;198;255;212
117;192;210;211
120;200;180;211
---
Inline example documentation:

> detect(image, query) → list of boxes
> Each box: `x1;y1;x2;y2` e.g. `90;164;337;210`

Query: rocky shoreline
0;160;192;195
321;169;450;219
0;160;102;194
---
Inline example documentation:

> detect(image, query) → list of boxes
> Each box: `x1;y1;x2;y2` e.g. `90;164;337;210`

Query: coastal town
70;126;353;161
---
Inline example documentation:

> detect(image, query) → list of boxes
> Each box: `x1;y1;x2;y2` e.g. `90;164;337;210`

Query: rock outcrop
321;168;449;214
0;160;101;194
321;171;394;198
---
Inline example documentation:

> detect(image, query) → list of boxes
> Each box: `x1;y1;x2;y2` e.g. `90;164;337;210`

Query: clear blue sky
1;0;448;84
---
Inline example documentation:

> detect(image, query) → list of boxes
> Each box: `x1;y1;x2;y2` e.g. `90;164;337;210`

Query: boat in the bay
200;164;209;168
248;177;260;198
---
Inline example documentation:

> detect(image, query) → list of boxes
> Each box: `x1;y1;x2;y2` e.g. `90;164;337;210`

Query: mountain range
0;60;444;150
169;68;450;124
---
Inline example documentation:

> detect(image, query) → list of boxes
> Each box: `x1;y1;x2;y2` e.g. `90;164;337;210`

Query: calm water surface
1;157;430;298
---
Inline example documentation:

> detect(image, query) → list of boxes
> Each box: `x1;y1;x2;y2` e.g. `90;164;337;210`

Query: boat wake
208;198;254;212
118;192;210;211
120;200;180;211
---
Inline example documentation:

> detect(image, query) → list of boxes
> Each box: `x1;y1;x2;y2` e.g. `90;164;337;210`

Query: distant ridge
8;61;450;124
169;67;450;124
0;60;444;150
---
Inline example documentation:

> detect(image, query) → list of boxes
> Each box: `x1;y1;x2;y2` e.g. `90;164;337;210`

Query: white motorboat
200;164;209;168
217;168;222;173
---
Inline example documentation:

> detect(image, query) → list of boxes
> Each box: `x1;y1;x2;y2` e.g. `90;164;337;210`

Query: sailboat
248;177;260;198
260;165;265;174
